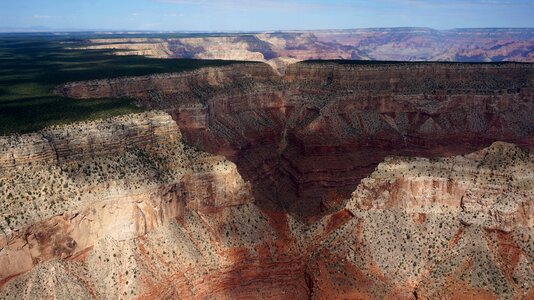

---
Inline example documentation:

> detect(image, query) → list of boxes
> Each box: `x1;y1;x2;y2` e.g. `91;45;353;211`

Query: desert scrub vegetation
0;110;245;237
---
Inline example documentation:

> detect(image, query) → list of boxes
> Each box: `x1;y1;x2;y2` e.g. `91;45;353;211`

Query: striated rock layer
310;142;534;299
0;111;364;299
58;62;534;221
1;62;533;299
0;114;533;299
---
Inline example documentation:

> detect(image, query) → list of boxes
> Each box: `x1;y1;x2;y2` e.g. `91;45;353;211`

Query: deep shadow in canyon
58;62;534;222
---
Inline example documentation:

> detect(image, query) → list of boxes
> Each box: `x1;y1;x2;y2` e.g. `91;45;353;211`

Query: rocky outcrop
57;62;534;221
307;142;534;299
0;111;253;288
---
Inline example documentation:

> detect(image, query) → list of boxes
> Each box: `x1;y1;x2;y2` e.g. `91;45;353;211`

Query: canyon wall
0;111;362;299
1;62;533;299
57;62;534;221
1;114;532;299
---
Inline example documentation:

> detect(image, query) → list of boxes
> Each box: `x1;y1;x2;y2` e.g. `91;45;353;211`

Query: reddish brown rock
1;62;533;299
57;62;534;221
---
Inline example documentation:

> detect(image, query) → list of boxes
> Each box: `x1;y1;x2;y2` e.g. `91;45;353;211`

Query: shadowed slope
57;62;534;221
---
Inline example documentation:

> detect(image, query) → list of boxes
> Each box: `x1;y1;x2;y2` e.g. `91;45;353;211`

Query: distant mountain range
74;28;534;73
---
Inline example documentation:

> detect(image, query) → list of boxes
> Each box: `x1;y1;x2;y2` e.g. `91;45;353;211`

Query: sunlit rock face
302;142;534;300
1;62;533;299
0;111;349;299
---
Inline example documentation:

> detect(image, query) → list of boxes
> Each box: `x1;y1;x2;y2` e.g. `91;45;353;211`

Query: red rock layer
306;142;534;299
58;62;534;222
1;63;524;298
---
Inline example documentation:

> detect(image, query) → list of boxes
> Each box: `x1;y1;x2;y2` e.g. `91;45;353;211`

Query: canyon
57;62;534;221
1;61;533;299
78;28;534;73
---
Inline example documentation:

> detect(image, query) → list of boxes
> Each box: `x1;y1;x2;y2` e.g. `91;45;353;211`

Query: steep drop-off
58;62;534;221
0;111;370;299
0;62;533;299
1;118;533;299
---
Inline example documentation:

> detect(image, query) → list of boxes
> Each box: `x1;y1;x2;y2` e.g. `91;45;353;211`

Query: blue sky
2;0;534;31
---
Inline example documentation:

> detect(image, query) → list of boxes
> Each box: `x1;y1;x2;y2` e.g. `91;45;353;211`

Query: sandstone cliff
309;142;534;299
0;112;254;295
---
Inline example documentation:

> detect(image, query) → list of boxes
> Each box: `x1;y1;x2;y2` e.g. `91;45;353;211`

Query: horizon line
2;26;534;34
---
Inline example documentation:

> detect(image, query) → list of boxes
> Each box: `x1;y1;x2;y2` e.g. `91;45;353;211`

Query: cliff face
0;112;177;167
55;64;278;101
58;62;534;221
0;112;190;279
0;110;364;299
1;117;533;299
310;142;534;299
2;62;534;299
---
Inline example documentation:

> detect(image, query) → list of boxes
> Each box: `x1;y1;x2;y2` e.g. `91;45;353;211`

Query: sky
1;0;534;32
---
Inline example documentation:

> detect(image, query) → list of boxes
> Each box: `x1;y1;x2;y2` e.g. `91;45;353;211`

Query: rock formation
77;28;534;73
311;141;534;299
1;61;533;299
57;62;534;221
